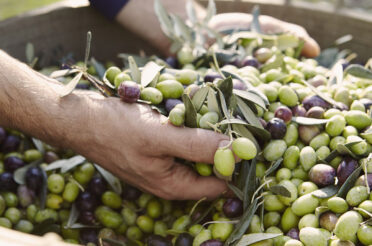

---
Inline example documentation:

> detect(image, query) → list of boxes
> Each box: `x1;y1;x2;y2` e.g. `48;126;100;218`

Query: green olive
232;137;257;160
121;207;137;226
146;199;162;219
299;227;328;246
327;197;348;214
47;173;65;194
345;110;371;130
309;133;330;150
95;206;123;229
212;218;234;241
62;182;79;203
136;215;154;233
263;212;281;229
114;72;131;88
175;69;197;85
102;191;122;209
291;193;319;216
23;149;42;162
299;146;316;171
0;217;12;228
126;226;143;241
195;163;212;176
298;214;319;229
214;148;235;177
199;112;219;129
346;186;368;207
357;224;372;245
169;107;185;126
156;80;184;99
279;86;299;107
46;193;63;210
140;87;163;104
283;146;300;170
264;194;285;212
263;140;287;162
4;207;21;224
193;229;212;246
334;211;362;241
73;162;95;185
281;207;299;232
105;66;122;84
284;124;299;147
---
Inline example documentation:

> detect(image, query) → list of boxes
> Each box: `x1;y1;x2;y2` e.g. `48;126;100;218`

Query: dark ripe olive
309;164;336;187
266;118;287;139
25;167;43;192
118;81;141;103
302;95;332;111
223;198;243;218
298;125;320;144
146;235;172;246
1;135;20;153
77;191;98;211
355;174;372;187
165;99;183;113
360;98;372;108
0;172;17;192
305;106;325;119
76;83;90;90
80;229;98;244
0;127;7;145
259;118;267;128
200;239;223;246
88;176;107;196
165;56;178;68
337;157;358;185
204;72;223;82
286;228;300;240
79;211;97;225
274;106;293;123
232;79;247;91
4;156;25;172
44;151;59;164
122;184;142;201
175;233;193;246
291;105;307;117
319;211;338;232
228;58;242;68
241;56;260;68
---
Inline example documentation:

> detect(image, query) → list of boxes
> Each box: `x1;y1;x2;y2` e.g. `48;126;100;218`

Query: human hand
209;13;320;58
69;92;229;200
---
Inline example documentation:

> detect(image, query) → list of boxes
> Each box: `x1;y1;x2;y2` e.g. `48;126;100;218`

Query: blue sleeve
89;0;130;19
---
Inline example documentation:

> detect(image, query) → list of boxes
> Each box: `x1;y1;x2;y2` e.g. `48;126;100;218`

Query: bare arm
0;50;228;200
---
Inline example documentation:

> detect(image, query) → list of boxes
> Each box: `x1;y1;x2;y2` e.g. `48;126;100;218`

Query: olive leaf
236;97;263;129
300;80;339;109
59;71;83;97
171;14;192;42
217;77;233;109
265;158;283;177
236;233;282;246
261;54;284;73
227;183;244;200
221;70;252;90
128;56;141;83
315;206;329;217
345;64;372;80
49;68;79;79
208;87;221;115
182;94;198;128
334;34;353;46
33;219;60;235
225;199;258;246
151;105;167;115
118;53;152;68
361;128;372;143
217;88;230;120
154;0;175;39
94;164;122;195
337;165;362;198
25;42;35;64
324;150;339;163
311;185;338;199
68;223;100;229
232;124;260;153
32;138;45;154
328;61;344;86
294;40;305;58
40;168;48;210
83;31;92;67
316;48;339;68
191;197;221;225
66;204;79;228
246;125;270;142
44;155;86;172
60;156;87;173
291;117;329;125
101;238;127;246
186;0;197;24
243;159;257;210
192;86;209;112
251;5;261;33
270;185;291;197
14;159;43;185
204;0;216;24
233;89;266;109
90;57;106;79
141;61;164;87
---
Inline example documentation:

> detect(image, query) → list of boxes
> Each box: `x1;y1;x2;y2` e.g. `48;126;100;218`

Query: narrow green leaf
236;233;282;246
191;197;221;226
236;97;262;129
246;125;271;141
328;61;344;86
233;89;266;109
221;70;251;89
204;0;216;24
186;0;197;24
311;185;338;199
14;160;42;185
207;88;220;115
141;62;164;88
32;138;45;155
270;185;291;197
171;14;192;42
50;68;79;79
260;54;284;73
25;42;35;64
90;57;106;79
345;64;372;80
45;155;85;172
334;34;353;46
101;238;127;246
61;156;86;173
217;89;230;120
219;118;248;126
59;72;83;97
291;117;329;125
251;5;261;33
192;87;209;112
227;183;244;200
217;77;233;109
69;223;100;229
94;164;122;195
294;40;305;58
265;158;283;177
337;165;362;198
243;159;256;210
128;56;141;83
300;80;339;108
40;168;48;210
154;0;175;38
182;94;198;128
66;204;79;228
324;150;339;163
84;31;92;67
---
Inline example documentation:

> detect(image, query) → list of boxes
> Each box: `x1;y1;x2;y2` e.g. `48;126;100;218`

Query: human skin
0;0;319;200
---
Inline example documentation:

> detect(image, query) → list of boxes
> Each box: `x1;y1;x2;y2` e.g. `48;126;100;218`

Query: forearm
0;50;92;149
115;0;206;55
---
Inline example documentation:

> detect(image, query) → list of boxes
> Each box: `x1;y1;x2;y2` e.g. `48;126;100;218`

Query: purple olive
302;95;332;110
122;184;142;201
305;106;325;119
228;59;242;68
165;99;183;113
0;127;7;145
76;191;98;211
80;229;98;244
274;106;292;123
147;235;172;246
17;185;35;208
165;56;178;68
118;81;141;103
309;164;336;187
175;233;193;246
43;151;59;164
337;157;359;185
259;118;267;128
79;211;97;225
4;156;25;172
223;198;243;218
241;56;260;68
286;228;300;240
298;125;320;144
319;211;338;231
204;72;223;82
266;118;287;139
1;135;20;153
88;176;107;196
0;172;17;192
76;84;90;90
360;98;372;108
25;167;43;192
291;105;307;117
200;239;223;246
232;79;247;91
